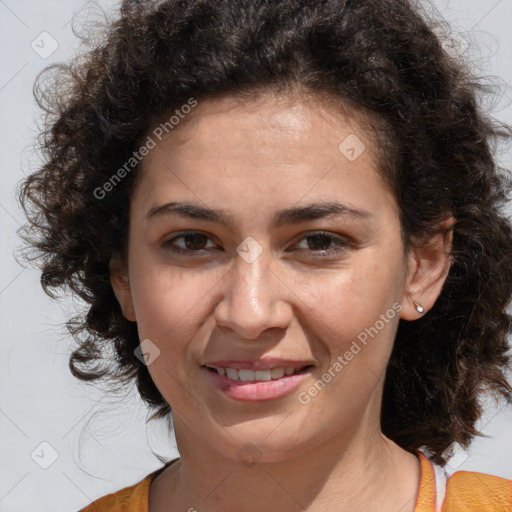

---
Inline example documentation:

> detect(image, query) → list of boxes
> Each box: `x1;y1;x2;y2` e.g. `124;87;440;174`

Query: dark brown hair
19;0;512;465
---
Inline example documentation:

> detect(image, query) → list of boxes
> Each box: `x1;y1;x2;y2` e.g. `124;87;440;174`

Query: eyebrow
146;200;370;227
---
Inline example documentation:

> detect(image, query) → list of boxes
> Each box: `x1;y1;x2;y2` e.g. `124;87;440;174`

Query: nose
213;252;294;340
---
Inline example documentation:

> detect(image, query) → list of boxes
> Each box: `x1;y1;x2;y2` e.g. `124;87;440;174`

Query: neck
149;420;421;512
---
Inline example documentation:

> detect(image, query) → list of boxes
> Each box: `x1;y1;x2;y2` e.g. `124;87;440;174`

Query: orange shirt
78;452;512;512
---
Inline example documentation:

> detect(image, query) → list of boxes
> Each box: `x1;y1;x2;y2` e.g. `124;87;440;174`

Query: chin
208;425;323;465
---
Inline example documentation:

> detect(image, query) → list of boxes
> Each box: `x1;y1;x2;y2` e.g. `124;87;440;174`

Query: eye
290;232;350;256
161;232;219;254
161;231;351;258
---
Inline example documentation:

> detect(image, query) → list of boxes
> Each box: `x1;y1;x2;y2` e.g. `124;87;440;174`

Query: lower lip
204;368;312;401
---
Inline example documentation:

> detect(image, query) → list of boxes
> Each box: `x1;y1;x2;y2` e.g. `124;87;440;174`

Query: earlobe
400;219;454;321
109;257;137;322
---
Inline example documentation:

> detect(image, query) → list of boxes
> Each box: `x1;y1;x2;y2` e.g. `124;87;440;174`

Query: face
111;91;444;462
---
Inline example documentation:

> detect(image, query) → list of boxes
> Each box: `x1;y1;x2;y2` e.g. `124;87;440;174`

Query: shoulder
442;470;512;511
76;473;152;512
415;450;511;512
76;458;179;512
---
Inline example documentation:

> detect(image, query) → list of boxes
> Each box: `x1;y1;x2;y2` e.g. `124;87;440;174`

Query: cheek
295;266;402;415
297;257;404;341
130;266;223;403
130;263;221;345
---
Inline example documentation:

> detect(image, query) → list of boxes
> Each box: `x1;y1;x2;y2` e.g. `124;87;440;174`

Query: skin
111;91;452;512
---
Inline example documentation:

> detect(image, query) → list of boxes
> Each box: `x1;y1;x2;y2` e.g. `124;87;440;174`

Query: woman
19;0;512;510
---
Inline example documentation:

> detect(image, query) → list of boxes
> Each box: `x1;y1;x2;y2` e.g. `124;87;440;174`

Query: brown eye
290;232;351;257
305;234;335;251
162;232;217;254
181;233;209;250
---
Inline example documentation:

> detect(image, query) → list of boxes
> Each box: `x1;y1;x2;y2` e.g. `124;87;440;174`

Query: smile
205;366;308;382
202;363;315;401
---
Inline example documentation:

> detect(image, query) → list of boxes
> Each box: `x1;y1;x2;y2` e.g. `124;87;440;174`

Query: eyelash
161;231;351;257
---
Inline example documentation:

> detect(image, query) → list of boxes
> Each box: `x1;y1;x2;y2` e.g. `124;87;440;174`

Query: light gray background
1;1;511;511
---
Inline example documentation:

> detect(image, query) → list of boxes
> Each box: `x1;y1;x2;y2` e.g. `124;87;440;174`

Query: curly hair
19;0;512;466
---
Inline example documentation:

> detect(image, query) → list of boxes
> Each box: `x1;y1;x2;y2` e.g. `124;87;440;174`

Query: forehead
147;91;378;160
131;91;395;222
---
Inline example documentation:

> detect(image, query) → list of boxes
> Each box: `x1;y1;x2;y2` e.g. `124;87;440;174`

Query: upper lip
202;358;316;371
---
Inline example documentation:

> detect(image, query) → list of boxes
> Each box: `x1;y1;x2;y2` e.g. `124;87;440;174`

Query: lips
201;358;316;401
202;358;315;371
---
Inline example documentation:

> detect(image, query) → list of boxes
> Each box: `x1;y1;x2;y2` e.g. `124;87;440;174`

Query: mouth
201;361;316;401
203;364;314;382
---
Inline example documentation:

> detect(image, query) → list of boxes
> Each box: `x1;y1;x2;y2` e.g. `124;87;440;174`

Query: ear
400;218;454;321
109;256;136;322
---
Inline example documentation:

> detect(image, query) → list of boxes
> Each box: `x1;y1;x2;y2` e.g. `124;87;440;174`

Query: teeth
255;370;272;381
211;366;302;381
225;368;239;380
270;367;285;379
239;369;255;381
